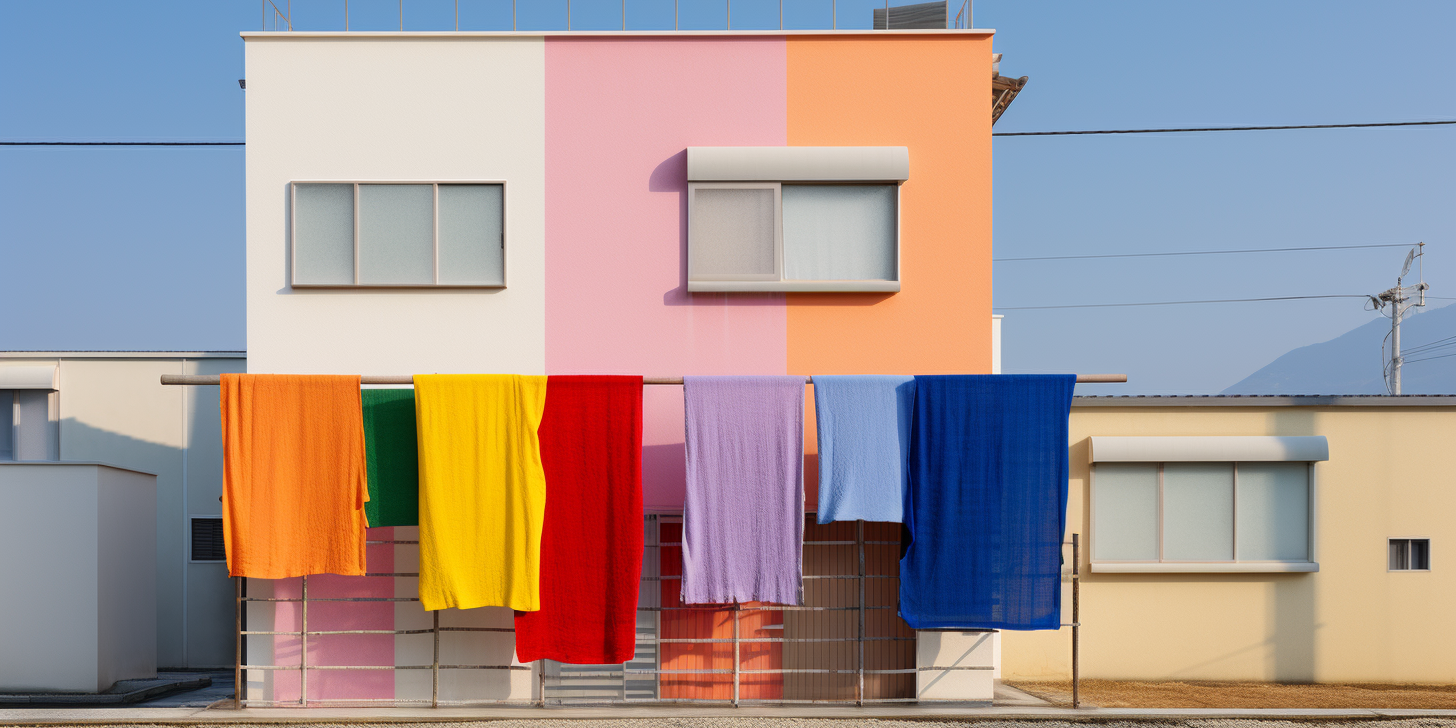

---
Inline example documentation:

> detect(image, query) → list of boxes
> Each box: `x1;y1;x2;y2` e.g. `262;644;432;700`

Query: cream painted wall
244;37;547;375
1001;404;1456;684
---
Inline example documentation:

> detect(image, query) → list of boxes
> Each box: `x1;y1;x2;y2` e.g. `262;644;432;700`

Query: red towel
515;376;644;665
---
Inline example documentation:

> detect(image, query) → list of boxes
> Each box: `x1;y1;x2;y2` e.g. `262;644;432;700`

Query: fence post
1072;533;1080;709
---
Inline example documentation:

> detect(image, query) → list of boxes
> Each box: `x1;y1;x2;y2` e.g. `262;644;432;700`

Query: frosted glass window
689;187;777;278
1163;463;1234;561
293;183;355;285
1092;464;1159;561
0;391;13;461
359;185;436;285
1237;463;1310;561
437;184;504;285
783;185;896;281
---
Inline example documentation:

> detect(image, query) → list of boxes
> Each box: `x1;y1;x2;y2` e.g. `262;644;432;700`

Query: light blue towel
813;375;915;524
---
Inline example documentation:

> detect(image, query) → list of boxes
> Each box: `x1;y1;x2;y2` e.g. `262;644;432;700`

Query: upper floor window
1087;436;1328;574
291;182;505;288
686;147;906;293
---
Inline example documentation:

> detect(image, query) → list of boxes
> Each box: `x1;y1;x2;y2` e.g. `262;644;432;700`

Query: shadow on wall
59;418;233;669
651;149;789;309
644;442;686;509
1269;409;1320;682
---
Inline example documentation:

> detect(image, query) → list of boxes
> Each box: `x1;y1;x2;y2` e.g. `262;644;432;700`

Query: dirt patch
1009;680;1456;709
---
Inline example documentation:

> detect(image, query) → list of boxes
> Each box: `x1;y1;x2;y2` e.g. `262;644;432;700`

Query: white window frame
1388;537;1431;572
687;181;901;293
1090;460;1320;574
686;182;783;282
685;146;907;293
289;180;507;289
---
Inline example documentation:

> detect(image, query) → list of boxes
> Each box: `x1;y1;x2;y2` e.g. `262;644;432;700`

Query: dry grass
1009;680;1456;709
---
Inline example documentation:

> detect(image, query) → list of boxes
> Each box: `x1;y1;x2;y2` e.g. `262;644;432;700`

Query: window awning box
0;366;58;390
1089;435;1329;463
687;146;910;182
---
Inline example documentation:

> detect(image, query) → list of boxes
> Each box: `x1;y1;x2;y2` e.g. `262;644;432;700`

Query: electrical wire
0;141;244;146
1403;351;1456;365
994;243;1414;263
994;119;1456;137
8;121;1454;146
994;294;1370;311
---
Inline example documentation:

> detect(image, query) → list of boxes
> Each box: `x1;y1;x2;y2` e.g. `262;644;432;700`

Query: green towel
362;389;420;527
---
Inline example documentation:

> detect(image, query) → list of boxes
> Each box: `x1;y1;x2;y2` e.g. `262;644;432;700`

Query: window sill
688;280;900;293
1090;561;1319;574
291;283;506;289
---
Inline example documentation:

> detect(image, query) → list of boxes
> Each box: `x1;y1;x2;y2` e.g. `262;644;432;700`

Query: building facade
241;28;999;705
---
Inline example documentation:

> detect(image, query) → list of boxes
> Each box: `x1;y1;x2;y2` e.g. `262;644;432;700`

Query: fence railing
260;0;972;33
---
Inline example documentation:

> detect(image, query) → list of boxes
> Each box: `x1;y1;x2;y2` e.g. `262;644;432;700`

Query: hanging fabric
361;388;419;528
899;374;1075;630
514;376;644;665
812;375;915;524
681;375;804;605
220;373;368;579
414;374;548;612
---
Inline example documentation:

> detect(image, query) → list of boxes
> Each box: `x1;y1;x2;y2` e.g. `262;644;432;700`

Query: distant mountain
1222;303;1456;395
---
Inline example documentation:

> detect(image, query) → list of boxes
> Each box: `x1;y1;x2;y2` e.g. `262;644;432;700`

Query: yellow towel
414;374;548;611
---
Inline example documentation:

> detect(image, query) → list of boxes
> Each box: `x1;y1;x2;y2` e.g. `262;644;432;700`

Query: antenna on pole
1371;243;1429;395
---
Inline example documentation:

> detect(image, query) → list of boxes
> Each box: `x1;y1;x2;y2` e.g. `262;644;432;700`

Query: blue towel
899;374;1076;631
813;375;915;524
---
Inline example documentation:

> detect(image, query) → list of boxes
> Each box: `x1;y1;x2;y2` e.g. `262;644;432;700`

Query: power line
1403;351;1456;366
994;243;1415;263
995;294;1370;311
0;141;244;146
994;119;1456;137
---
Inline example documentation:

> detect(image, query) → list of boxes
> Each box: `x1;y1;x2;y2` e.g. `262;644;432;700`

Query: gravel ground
1011;681;1456;710
11;720;1456;728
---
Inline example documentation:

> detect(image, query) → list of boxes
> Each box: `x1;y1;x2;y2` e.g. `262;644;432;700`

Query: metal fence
235;514;931;707
261;0;973;33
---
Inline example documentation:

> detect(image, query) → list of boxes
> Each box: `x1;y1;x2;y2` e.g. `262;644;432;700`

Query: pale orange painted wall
786;35;995;506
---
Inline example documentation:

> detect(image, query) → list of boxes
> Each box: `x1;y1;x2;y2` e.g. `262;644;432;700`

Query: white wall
244;37;547;375
2;353;244;669
0;463;155;693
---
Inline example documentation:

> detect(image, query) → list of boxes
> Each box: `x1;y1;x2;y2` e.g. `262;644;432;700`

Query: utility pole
1372;243;1428;395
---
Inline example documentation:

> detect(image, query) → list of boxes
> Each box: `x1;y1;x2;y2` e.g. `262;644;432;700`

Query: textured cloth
812;375;915;524
362;389;419;528
681;376;804;605
515;376;645;665
220;373;368;579
899;374;1076;630
414;374;548;612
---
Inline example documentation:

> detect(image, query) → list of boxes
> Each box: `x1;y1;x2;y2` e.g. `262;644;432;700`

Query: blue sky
2;1;1452;393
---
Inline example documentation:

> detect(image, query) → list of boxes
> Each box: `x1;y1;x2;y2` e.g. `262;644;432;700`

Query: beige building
1003;394;1456;684
0;352;245;677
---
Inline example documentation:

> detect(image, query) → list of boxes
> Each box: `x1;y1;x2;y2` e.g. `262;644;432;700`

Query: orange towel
221;374;369;578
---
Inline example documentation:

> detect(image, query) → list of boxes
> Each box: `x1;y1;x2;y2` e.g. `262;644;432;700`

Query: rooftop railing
261;0;974;32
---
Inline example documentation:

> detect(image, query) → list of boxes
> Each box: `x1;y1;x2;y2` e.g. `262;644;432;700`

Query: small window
1091;461;1315;572
291;182;505;288
191;517;226;562
686;146;906;293
1390;538;1430;571
0;389;57;462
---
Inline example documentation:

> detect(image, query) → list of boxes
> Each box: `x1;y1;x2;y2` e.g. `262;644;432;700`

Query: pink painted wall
544;38;789;509
270;528;395;702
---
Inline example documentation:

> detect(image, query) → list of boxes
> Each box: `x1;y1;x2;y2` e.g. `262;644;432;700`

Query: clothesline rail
162;373;1127;386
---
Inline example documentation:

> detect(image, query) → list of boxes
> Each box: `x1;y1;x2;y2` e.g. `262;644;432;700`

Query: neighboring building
0;352;245;688
1004;395;1456;684
242;25;1000;705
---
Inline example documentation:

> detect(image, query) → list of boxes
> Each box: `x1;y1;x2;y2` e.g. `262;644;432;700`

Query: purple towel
681;376;805;605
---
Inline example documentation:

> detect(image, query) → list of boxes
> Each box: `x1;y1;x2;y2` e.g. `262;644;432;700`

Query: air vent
191;517;226;562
